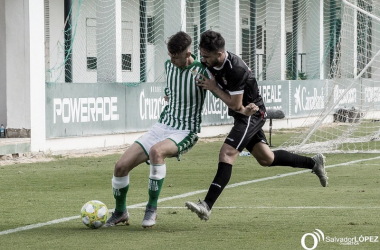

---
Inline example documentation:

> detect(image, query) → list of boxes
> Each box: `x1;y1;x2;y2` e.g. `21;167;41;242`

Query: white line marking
128;206;380;209
0;216;80;236
1;155;380;236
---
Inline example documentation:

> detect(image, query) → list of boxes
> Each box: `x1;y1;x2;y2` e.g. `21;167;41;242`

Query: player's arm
163;87;169;102
164;60;170;102
209;84;257;116
196;73;258;116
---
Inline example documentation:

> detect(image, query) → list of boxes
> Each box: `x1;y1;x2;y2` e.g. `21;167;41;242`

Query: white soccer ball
80;200;109;229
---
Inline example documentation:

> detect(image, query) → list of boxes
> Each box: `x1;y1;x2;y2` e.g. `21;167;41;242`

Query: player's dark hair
199;30;225;52
167;31;192;55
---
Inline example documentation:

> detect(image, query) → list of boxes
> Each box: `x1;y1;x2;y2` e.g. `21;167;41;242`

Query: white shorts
136;123;198;160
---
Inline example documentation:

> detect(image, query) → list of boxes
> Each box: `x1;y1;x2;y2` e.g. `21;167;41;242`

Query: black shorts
224;115;268;152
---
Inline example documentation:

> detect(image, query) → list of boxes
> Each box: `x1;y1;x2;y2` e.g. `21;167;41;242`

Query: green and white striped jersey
159;55;210;133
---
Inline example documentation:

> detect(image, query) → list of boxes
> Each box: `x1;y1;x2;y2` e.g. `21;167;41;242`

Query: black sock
270;150;314;169
204;162;232;209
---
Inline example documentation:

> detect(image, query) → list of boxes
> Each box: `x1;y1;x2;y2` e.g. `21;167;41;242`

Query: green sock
147;178;164;207
113;185;129;213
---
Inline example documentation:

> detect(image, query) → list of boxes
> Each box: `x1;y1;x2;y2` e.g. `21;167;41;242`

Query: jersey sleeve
164;60;171;96
203;68;212;80
202;68;219;98
196;66;211;81
164;59;170;74
228;66;248;95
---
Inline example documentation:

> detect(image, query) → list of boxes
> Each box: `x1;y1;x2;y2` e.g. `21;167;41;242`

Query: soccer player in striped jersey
103;31;253;229
185;30;328;221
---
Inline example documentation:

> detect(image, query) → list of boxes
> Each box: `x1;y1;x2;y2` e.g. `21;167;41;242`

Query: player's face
168;50;189;68
200;48;222;68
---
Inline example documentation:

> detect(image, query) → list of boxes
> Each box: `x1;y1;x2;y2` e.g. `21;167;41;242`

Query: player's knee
149;145;162;162
114;160;127;176
218;149;236;164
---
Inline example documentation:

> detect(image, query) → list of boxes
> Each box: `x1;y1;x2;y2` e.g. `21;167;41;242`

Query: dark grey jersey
205;51;264;118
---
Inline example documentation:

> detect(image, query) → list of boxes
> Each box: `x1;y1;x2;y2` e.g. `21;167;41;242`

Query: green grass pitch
0;132;379;250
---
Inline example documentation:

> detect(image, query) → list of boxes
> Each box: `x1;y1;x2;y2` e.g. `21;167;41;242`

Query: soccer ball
80;200;109;229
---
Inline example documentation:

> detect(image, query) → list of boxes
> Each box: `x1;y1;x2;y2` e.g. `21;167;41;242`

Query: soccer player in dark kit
185;30;328;221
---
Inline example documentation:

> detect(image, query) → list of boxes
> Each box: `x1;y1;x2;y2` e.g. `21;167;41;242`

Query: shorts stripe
135;141;149;157
236;116;251;149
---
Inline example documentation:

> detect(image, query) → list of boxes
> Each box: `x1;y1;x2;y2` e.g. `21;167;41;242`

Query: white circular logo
301;229;324;250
